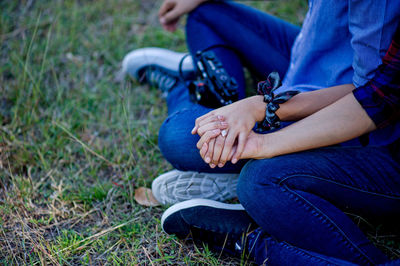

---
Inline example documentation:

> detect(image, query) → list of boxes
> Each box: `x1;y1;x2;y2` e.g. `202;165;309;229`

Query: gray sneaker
152;169;239;205
122;47;195;81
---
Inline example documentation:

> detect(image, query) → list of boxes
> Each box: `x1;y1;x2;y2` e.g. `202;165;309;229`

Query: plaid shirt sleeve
353;25;400;129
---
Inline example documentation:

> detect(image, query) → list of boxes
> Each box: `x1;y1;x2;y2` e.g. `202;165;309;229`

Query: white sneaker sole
152;169;239;205
122;47;195;79
161;198;244;233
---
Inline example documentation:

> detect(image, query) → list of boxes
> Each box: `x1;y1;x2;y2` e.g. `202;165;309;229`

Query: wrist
254;132;281;159
249;95;267;122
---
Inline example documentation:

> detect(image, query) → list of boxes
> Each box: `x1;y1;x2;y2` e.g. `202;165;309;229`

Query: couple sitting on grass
123;1;400;265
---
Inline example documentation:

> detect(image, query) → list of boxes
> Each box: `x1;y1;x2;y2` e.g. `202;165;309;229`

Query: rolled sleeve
348;0;400;87
353;25;400;129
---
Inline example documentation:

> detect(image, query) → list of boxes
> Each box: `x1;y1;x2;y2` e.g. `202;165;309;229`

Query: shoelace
145;67;177;94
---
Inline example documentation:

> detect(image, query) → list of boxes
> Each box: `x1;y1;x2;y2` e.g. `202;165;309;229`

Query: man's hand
159;0;207;32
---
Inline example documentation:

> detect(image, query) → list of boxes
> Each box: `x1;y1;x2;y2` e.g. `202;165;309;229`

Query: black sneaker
161;199;258;256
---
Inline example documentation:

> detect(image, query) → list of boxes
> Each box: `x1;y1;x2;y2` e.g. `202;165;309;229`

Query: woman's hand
159;0;207;32
193;96;266;167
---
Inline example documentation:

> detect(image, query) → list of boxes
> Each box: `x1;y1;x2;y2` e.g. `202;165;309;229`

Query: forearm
250;84;355;123
256;93;376;159
276;83;355;121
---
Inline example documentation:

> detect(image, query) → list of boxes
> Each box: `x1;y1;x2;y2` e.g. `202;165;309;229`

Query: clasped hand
192;96;263;168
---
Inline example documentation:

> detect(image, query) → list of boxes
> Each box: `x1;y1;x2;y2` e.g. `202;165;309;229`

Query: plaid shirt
353;24;400;148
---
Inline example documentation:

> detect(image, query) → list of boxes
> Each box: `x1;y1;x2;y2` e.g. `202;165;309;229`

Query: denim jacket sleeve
348;0;400;87
352;25;400;129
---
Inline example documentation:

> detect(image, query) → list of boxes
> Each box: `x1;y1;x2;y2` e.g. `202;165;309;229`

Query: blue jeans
157;1;400;265
238;146;400;265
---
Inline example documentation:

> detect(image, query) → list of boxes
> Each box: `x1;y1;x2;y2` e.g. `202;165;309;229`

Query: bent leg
186;1;300;98
160;2;300;172
237;146;400;264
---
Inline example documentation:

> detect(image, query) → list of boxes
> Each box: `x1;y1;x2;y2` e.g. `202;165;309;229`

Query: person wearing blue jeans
122;0;400;264
130;0;400;203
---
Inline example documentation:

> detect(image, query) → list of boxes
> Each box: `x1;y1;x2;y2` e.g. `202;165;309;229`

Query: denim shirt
279;0;400;146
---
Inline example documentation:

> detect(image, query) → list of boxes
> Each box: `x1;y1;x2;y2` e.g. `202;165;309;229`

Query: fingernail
213;129;220;134
221;122;228;126
205;157;211;163
218;115;224;120
210;164;216;168
232;158;237;164
160;17;166;24
218;163;224;168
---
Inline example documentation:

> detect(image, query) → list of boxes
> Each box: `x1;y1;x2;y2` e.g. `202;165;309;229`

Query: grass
0;0;398;265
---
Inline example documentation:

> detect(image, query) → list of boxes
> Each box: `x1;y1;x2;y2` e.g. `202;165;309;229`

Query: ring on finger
221;129;228;137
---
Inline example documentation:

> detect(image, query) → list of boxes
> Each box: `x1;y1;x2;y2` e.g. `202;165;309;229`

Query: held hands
159;0;207;32
192;96;265;168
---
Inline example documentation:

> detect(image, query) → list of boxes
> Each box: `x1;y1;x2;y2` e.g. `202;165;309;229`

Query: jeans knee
187;1;231;31
158;109;202;171
158;117;172;157
237;160;270;207
158;111;191;160
237;157;298;207
188;1;220;21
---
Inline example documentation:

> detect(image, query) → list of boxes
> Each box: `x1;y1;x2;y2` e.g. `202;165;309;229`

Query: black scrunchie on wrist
255;72;300;132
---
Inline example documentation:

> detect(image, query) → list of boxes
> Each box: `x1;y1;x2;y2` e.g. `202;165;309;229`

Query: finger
192;113;214;134
218;132;237;167
229;145;237;161
161;8;182;24
191;115;218;135
205;138;215;164
196;129;220;149
200;142;208;159
193;113;225;135
158;1;174;18
197;121;228;136
211;135;226;166
232;133;247;164
195;115;224;135
193;113;225;134
198;115;225;129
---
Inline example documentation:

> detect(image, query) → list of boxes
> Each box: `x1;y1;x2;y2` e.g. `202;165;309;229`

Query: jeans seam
282;185;374;265
278;174;400;200
277;240;344;266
